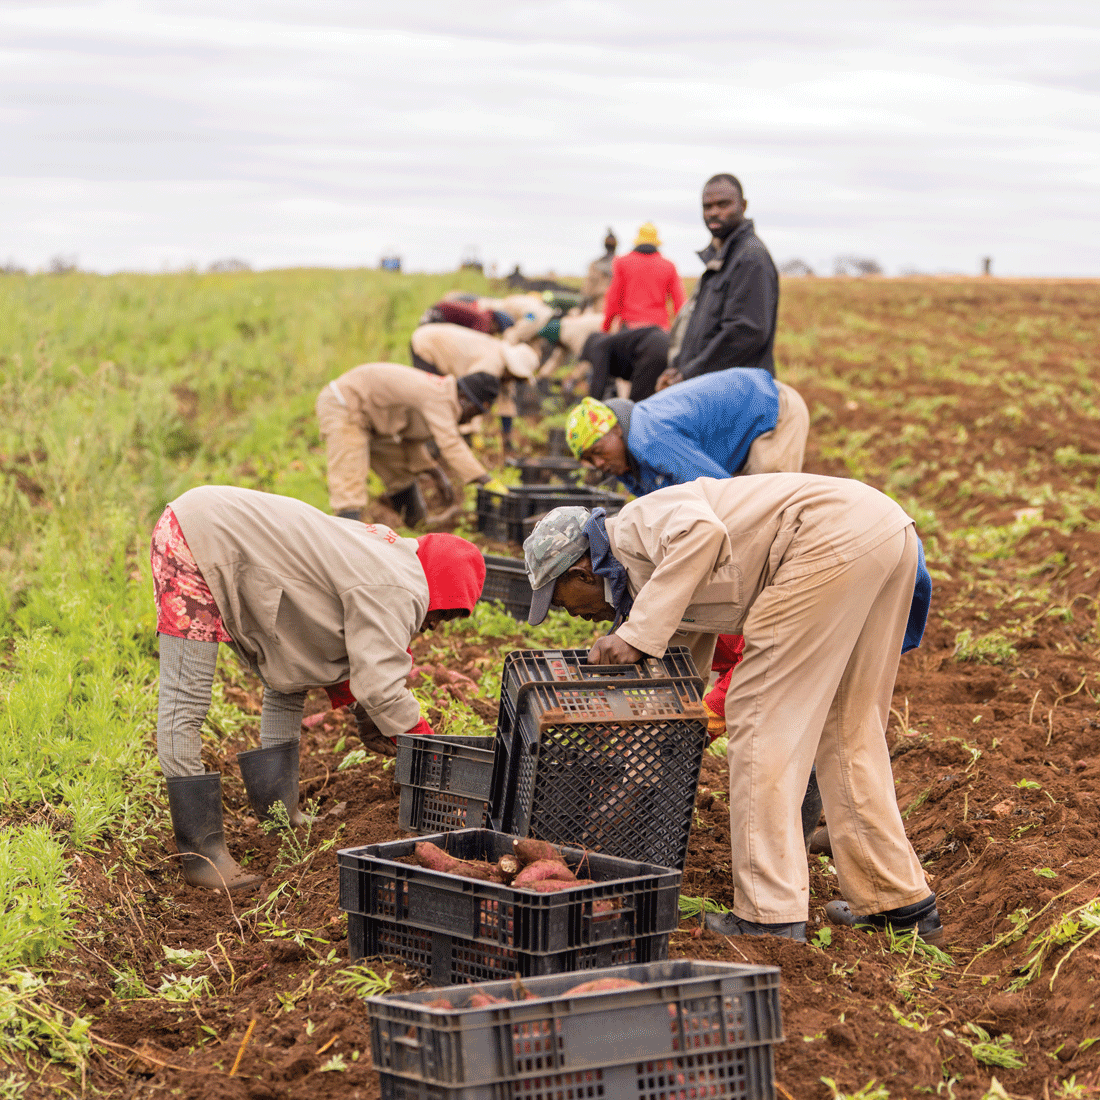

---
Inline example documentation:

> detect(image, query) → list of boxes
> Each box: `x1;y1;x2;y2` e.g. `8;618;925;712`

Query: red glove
406;717;435;738
702;635;745;743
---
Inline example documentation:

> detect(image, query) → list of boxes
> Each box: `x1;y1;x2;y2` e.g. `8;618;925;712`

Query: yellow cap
634;222;661;247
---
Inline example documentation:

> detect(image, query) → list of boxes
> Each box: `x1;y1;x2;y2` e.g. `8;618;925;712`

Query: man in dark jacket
658;174;779;389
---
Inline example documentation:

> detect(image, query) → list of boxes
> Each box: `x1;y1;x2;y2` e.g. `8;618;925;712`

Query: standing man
521;476;938;945
603;223;685;333
582;228;618;311
315;362;503;528
658;174;779;389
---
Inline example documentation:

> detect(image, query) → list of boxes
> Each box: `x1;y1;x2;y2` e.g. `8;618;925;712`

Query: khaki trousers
315;387;434;512
740;381;809;475
724;524;927;923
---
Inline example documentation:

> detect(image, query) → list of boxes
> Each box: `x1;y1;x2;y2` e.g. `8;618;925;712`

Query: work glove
481;477;510;494
405;717;436;738
702;699;726;743
349;703;397;757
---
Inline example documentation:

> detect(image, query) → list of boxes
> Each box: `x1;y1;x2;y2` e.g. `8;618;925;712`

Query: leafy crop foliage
0;267;489;1090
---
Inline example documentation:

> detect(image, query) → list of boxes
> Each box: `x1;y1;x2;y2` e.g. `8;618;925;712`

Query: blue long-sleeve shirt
612;369;779;497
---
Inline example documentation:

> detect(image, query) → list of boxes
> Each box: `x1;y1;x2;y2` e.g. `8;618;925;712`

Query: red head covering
415;534;486;614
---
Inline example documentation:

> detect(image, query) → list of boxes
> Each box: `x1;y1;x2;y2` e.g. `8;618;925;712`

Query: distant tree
833;255;883;277
0;260;27;275
779;259;814;277
208;258;251;273
47;254;78;275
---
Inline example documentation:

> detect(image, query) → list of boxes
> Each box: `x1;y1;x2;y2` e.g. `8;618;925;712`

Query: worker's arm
342;584;424;739
612;501;730;658
422;391;487;483
601;262;624;332
678;254;776;379
668;269;686;319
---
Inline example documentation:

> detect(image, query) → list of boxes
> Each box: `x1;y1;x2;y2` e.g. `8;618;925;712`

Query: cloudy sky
2;1;1099;278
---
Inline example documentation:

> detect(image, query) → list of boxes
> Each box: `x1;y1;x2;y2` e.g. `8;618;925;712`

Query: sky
2;1;1099;279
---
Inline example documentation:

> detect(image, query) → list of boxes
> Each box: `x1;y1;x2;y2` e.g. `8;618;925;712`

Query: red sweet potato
424;997;454;1010
467;992;509;1008
496;854;519;880
413;842;496;881
512;838;564;866
563;977;643;996
514;878;587;893
513;859;576;886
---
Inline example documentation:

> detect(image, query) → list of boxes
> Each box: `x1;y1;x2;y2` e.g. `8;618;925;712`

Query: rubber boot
387;483;427;527
237;742;312;827
165;774;262;893
801;768;824;853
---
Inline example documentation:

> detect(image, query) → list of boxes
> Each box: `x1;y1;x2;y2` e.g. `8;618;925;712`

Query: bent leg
816;525;928;914
316;387;371;513
260;688;307;748
157;634;218;778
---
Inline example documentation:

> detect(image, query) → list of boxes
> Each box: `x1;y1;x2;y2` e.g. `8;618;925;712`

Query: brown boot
165;774;262;892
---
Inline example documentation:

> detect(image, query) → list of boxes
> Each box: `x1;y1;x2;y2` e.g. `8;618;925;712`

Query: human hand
588;635;645;665
655;367;683;392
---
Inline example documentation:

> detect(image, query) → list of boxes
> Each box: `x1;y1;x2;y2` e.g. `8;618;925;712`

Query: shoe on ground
704;910;807;943
825;894;945;946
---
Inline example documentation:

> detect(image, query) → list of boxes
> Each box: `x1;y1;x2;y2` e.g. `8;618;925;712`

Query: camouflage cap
522;506;591;625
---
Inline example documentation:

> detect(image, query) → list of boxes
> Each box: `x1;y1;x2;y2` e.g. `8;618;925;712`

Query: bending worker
316;362;503;528
409;322;538;452
565;369;809;495
521;475;938;945
152;485;486;892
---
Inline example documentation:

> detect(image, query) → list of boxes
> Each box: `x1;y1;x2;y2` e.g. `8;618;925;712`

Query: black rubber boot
704;911;807;942
801;768;823;853
825;893;945;946
387;483;427;527
165;774;262;893
237;742;311;827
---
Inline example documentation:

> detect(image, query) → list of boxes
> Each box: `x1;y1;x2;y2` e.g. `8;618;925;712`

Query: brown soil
40;279;1100;1099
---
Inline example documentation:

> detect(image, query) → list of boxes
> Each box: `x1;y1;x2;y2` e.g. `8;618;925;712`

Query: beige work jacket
607;475;912;661
172;485;426;737
409;324;520;418
330;362;485;484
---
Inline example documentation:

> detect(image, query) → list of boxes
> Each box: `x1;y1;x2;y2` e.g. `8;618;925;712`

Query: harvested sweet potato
514;878;592;893
467;992;508;1008
496;854;519;880
424;997;454;1010
513;859;576;886
413;842;496;881
563;977;643;995
512;838;564;866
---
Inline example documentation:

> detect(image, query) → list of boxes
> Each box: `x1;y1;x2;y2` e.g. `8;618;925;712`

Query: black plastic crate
338;829;680;984
475;484;627;545
506;456;594;486
396;735;496;834
489;648;707;871
367;959;784;1100
478;555;531;620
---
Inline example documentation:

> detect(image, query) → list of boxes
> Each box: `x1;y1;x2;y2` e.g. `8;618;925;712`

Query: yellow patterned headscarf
566;397;617;458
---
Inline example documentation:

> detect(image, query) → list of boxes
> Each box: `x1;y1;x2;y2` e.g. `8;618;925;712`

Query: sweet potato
513;859;576;886
514;878;589;893
467;992;509;1008
496;854;519;880
512;838;564;866
563;977;643;995
413;842;496;881
424;997;454;1010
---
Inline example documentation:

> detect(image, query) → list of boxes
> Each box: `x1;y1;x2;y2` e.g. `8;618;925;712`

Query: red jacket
602;248;685;332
